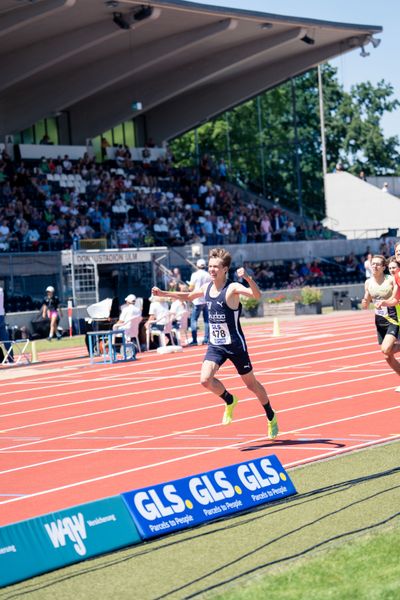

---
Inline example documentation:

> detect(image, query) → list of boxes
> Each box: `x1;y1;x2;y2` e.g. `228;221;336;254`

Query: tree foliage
169;65;400;219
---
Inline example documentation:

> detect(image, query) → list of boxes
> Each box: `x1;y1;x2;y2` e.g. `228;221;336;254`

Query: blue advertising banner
0;495;142;588
122;454;296;539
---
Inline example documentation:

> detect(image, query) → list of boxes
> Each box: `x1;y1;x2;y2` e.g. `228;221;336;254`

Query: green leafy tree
170;65;400;219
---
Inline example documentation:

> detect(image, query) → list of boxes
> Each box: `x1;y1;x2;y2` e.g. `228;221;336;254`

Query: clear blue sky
191;0;400;142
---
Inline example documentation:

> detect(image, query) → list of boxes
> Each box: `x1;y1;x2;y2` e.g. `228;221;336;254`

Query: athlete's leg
240;370;278;439
200;359;224;395
200;359;238;424
381;333;400;375
240;370;271;405
190;305;201;344
49;314;58;338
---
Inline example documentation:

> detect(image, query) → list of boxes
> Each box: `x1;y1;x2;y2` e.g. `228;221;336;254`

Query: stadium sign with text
122;455;296;539
61;247;167;266
0;495;142;587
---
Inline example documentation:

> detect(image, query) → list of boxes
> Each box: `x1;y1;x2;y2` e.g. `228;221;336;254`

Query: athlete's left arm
231;267;262;300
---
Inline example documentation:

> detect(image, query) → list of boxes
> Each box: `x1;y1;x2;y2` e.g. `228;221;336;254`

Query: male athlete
375;242;400;391
151;247;278;439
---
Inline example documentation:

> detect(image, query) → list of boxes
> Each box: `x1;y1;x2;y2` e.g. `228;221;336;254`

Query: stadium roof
0;0;382;143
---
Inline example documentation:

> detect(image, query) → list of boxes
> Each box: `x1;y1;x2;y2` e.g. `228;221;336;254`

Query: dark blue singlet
203;281;252;375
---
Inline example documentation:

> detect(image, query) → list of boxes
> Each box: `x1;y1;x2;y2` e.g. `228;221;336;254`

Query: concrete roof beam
0;0;76;39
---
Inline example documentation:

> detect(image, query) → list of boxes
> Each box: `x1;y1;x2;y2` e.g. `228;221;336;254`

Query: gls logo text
133;459;280;521
44;512;87;556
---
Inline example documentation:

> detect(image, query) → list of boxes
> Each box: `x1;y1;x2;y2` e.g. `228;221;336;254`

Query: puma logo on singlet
216;301;224;307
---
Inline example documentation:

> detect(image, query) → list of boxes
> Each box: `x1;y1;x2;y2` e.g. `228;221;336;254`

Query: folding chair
146;319;175;351
172;310;189;345
124;314;142;356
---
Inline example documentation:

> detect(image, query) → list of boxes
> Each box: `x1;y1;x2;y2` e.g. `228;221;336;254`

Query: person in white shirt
364;253;373;279
188;258;212;345
170;297;187;325
112;294;142;354
145;295;171;347
113;294;141;331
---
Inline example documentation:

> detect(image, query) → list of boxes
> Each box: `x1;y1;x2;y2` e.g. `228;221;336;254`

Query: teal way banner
122;454;296;539
0;495;142;588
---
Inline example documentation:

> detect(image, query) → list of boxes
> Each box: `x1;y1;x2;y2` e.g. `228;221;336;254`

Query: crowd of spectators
0;148;337;253
237;251;373;291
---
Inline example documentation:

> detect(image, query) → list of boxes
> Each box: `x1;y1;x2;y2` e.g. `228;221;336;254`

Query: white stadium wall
324;172;400;238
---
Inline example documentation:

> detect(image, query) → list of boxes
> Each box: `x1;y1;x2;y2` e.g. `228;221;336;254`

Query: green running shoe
222;395;239;425
268;414;279;439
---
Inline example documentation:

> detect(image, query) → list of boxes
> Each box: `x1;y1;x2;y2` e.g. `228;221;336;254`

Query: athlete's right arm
151;286;204;302
361;281;372;309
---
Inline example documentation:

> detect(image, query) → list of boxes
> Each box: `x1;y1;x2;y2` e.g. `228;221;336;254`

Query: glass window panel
92;135;102;162
46;118;58;145
22;127;34;144
113;124;124;146
124;120;135;148
35;119;46;144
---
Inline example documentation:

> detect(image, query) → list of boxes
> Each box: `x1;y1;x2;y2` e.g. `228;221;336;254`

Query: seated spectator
260;214;272;242
113;294;141;332
310;260;324;279
145;295;171;347
0;218;10;251
287;220;297;240
18;220;39;251
101;136;110;160
74;218;94;240
169;291;189;336
62;155;73;173
115;145;126;167
298;262;313;282
254;262;275;290
39;134;53;145
168;267;182;292
345;253;359;274
0;147;338;256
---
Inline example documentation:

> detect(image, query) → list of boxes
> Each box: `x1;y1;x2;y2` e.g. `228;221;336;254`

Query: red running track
1;311;399;527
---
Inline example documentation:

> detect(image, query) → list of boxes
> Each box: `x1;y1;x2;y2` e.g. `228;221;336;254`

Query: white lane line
349;433;382;437
0;316;375;383
0;446;332;453
0;359;394;432
0;395;398;476
0;421;398;507
0;347;390;423
0;333;376;402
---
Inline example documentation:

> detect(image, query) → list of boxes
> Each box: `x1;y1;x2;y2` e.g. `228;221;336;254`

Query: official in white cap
41;285;62;340
114;293;141;332
188;257;211;345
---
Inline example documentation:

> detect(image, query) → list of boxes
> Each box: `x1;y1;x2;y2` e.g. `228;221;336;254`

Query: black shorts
204;344;253;375
375;315;399;345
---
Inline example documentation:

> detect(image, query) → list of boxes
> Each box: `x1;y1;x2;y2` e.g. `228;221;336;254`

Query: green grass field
32;335;86;353
214;527;399;600
2;441;399;599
